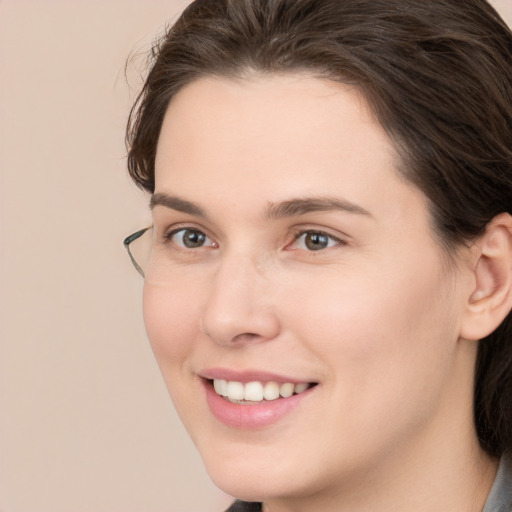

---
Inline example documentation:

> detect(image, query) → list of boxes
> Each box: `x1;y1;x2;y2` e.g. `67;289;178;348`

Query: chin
197;440;322;504
206;465;291;503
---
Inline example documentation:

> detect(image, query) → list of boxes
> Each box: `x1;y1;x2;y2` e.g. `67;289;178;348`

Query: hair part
126;0;512;457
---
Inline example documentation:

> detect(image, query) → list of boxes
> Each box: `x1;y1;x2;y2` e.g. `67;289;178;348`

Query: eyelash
164;227;217;250
290;230;344;252
162;226;345;253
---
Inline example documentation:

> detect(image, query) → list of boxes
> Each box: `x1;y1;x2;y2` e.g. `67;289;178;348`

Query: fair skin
144;74;506;512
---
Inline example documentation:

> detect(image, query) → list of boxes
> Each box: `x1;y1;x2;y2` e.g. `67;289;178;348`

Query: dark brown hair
126;0;512;457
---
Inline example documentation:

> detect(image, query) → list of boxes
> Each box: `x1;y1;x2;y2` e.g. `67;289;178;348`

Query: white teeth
263;381;280;401
213;379;228;396
226;381;244;400
244;381;264;401
213;379;312;402
294;382;309;394
279;382;294;398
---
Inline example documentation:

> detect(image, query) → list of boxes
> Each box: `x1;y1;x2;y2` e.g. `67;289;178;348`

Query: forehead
153;74;429;232
156;74;396;184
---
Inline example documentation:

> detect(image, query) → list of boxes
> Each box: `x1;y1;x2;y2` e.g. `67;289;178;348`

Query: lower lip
202;380;314;429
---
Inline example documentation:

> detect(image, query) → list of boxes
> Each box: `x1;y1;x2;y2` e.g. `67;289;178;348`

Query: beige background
1;1;511;511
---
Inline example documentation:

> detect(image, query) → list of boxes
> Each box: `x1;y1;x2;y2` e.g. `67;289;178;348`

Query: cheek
142;283;200;365
281;256;459;392
143;282;212;447
273;262;461;468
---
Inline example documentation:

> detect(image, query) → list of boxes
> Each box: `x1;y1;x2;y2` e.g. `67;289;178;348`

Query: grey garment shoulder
483;455;512;512
224;500;262;512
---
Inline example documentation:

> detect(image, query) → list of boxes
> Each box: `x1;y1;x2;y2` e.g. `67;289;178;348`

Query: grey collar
483;456;512;512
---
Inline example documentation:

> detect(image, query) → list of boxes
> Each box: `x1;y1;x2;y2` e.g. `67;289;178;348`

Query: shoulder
224;500;262;512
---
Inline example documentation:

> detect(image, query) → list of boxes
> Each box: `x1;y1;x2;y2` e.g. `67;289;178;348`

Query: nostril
200;295;281;346
232;332;260;343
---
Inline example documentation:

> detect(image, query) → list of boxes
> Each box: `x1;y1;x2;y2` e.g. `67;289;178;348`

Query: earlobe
460;213;512;341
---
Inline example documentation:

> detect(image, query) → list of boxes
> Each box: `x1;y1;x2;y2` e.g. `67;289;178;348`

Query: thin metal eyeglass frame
123;227;151;278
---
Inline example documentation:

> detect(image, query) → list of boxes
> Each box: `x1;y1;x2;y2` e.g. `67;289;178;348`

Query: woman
123;0;512;510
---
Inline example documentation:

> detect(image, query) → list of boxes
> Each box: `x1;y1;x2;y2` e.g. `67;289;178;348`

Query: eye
167;228;216;249
291;230;343;251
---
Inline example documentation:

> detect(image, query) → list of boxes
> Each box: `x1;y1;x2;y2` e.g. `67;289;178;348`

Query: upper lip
198;367;316;384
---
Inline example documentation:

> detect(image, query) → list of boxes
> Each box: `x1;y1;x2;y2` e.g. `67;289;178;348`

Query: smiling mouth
209;379;317;404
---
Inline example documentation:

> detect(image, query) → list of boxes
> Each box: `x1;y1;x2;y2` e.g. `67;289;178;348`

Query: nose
200;254;281;347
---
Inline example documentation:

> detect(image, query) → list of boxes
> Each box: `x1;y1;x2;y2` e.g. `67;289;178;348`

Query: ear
459;213;512;341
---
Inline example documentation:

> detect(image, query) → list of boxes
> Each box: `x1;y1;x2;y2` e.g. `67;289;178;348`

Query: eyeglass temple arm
123;227;151;278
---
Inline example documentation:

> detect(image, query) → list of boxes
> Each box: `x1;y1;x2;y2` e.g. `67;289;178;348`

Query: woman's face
146;75;475;503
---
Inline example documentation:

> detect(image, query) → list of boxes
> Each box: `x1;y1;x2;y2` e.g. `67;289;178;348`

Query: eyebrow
150;193;371;219
150;193;207;217
266;196;371;219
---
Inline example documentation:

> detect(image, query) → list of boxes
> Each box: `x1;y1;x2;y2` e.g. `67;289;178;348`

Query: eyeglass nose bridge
123;227;152;278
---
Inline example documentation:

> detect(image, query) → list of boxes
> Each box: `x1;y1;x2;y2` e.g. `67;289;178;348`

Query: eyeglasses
123;227;152;278
124;226;188;284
